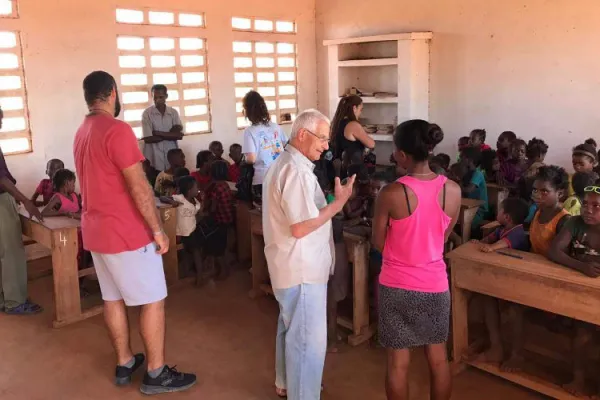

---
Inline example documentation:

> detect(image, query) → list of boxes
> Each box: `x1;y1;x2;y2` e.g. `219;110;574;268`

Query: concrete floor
0;270;544;400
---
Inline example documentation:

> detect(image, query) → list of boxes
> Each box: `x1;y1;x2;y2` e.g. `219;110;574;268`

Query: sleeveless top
335;118;365;160
379;175;452;293
529;208;569;256
56;192;80;213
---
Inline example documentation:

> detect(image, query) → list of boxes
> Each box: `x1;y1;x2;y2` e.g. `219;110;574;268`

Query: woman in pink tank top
372;120;461;400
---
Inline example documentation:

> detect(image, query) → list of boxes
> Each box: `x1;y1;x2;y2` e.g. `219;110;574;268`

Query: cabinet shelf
369;134;394;142
338;58;398;67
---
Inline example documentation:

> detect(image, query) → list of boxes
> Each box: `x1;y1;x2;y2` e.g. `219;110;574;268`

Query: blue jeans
274;283;327;400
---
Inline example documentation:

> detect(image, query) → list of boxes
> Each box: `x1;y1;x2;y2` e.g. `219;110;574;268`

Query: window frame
231;16;295;34
0;30;33;155
0;0;19;19
116;7;205;28
233;39;299;129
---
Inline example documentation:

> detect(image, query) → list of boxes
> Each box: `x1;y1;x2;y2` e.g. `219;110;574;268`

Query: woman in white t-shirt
172;176;206;285
242;90;288;201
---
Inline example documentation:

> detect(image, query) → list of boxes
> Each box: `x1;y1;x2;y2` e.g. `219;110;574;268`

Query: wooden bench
25;242;52;281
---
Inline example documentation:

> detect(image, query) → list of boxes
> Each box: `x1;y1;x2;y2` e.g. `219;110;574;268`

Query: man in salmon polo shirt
73;71;196;395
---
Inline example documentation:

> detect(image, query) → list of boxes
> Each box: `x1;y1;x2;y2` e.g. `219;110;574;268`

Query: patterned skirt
378;284;450;349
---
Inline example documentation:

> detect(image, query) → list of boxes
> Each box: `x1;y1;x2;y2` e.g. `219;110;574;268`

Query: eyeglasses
584;186;600;194
304;129;329;144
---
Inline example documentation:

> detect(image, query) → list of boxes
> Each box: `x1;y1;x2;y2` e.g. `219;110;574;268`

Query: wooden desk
19;200;178;328
459;198;484;242
487;183;509;217
447;242;600;400
249;210;374;346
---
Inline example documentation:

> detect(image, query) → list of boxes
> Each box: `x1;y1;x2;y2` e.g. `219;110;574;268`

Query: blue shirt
467;169;489;227
486;225;530;251
243;122;287;185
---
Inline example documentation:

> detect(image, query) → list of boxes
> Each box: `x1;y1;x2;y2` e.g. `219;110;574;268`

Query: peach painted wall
316;0;600;169
3;0;317;194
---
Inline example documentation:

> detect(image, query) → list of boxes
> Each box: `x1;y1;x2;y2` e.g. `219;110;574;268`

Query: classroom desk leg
51;228;83;328
160;207;178;286
451;265;469;375
348;240;372;346
249;232;269;299
460;208;478;242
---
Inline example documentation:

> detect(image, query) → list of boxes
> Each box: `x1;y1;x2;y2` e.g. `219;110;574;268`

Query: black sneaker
140;365;197;395
115;353;145;386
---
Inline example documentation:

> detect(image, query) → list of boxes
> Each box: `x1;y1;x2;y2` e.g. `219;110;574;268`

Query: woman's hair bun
423;123;444;147
585;138;597;149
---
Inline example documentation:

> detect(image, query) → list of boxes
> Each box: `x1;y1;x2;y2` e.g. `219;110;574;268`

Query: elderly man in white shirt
262;109;356;400
141;84;184;171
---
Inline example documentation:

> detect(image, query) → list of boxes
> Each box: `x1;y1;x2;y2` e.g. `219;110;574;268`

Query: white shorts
91;244;168;306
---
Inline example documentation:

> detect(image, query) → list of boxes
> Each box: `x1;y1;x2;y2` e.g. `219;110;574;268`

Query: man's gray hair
289;109;330;139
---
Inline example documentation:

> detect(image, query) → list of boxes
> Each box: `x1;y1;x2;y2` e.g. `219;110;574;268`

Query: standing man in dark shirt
0;106;44;315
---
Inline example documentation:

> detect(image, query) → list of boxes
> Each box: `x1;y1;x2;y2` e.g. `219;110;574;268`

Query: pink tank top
379;175;451;293
56;193;80;213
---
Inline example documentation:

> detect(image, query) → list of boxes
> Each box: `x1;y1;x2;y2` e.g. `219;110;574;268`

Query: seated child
172;176;205;286
41;169;81;219
523;137;548;179
564;171;599;216
481;149;499;183
496;130;517;163
530;165;571;256
343;163;370;220
228;143;243;183
191;150;215;191
469;128;491;151
366;171;393;219
209;141;228;163
429;154;447;175
155;148;186;197
501;166;570;373
499;138;527;186
549;182;600;396
471;197;530;364
436;153;451;171
457;136;470;160
571;141;598;196
32;159;64;206
203;160;235;279
142;159;160;189
459;147;489;234
517;176;537;229
41;169;88;274
340;149;364;180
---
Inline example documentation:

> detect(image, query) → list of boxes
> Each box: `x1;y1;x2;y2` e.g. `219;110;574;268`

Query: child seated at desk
469;128;491;151
228;143;243;183
496;130;517;163
523;137;548;179
564;171;599;216
155;148;186;197
481;149;499;183
209;140;228;164
343;163;370;220
457;136;470;160
172;176;206;286
549;181;600;396
571;141;598;197
517;176;537;229
454;146;489;235
41;169;89;277
41;169;81;219
203;160;235;280
192;150;215;191
142;159;159;189
469;197;530;365
499;138;527;186
499;166;571;373
31;158;64;206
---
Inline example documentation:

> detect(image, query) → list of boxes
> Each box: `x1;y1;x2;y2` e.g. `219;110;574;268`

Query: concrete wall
316;0;600;169
3;0;317;194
